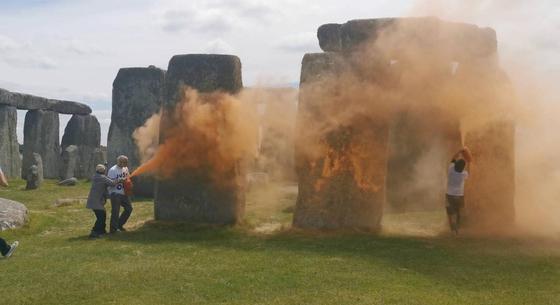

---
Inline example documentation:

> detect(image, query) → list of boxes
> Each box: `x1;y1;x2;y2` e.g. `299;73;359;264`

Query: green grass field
1;179;559;305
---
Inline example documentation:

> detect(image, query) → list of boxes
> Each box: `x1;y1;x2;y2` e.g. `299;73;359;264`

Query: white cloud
0;34;22;51
203;38;235;54
159;7;235;34
273;32;320;53
63;39;105;56
0;34;57;69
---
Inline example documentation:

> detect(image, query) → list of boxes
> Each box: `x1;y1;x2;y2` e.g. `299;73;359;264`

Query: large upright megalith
107;66;165;197
22;110;60;179
0;105;21;177
61;114;101;178
293;53;390;231
154;54;244;224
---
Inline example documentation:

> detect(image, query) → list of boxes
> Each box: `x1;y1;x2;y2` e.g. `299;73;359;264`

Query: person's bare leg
447;214;456;232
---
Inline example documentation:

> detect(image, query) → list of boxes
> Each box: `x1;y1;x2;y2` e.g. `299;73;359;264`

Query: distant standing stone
61;114;101;178
26;165;41;190
60;145;79;180
0;104;21;177
22;109;60;179
25;153;44;191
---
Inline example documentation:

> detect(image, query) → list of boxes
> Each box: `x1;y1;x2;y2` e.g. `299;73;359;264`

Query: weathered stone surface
60;145;78;180
58;177;78;186
164;54;242;99
0;105;21;178
22;110;60;179
107;66;165;197
317;17;497;61
464;120;515;228
0;198;28;230
293;53;389;231
90;148;107;178
61;114;101;178
0;88;91;114
31;153;44;183
155;54;244;224
26;153;43;190
26;165;40;190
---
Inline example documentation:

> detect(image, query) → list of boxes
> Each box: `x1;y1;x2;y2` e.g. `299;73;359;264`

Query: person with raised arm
446;147;472;234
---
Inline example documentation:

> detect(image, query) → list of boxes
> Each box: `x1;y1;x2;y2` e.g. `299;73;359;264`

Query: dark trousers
0;237;10;256
110;193;133;232
91;209;107;234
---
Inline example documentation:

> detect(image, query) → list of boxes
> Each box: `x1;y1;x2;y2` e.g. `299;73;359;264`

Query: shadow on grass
87;219;560;292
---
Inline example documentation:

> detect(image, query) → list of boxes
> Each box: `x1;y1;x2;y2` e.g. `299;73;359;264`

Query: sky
0;0;558;145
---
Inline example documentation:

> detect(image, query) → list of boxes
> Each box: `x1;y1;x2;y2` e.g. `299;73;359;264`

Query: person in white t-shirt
446;147;470;234
107;155;132;233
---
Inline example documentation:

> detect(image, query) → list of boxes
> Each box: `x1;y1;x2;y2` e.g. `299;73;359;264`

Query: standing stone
464;120;515;228
293;53;390;231
90;148;107;176
107;66;165;197
22;110;60;179
60;145;78;180
154;54;244;224
61;114;101;178
25;153;43;190
0;105;21;177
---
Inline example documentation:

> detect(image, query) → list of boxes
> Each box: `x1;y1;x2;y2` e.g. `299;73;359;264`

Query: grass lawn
1;179;559;305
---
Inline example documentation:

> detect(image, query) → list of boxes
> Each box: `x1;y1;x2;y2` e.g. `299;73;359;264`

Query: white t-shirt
446;163;468;196
107;165;129;195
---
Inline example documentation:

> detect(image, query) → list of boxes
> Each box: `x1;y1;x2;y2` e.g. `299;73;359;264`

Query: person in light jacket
86;164;122;238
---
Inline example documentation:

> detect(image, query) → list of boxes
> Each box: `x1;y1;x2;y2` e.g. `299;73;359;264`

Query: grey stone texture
317;17;497;61
26;165;40;190
60;145;79;180
0;88;91;114
58;177;78;186
0;198;28;230
22;110;60;179
155;54;245;224
25;153;43;190
293;53;389;231
61;114;101;178
90;148;107;178
0;105;21;178
107;66;165;197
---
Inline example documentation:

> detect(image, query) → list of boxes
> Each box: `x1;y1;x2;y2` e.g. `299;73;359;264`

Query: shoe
5;241;18;258
89;232;100;239
109;230;119;234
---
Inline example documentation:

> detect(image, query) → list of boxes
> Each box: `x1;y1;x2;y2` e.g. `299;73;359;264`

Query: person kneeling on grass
86;164;123;238
446;147;471;234
0;166;19;258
